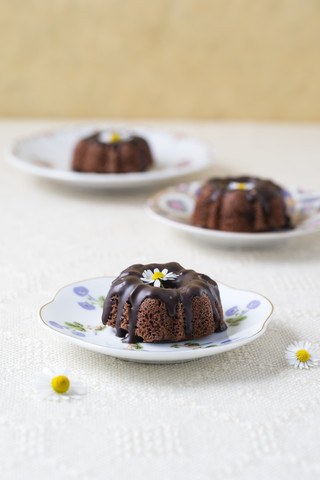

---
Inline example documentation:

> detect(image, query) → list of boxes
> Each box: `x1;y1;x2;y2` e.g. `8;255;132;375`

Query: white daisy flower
285;341;318;369
140;268;178;287
35;367;87;401
99;129;131;144
228;181;255;191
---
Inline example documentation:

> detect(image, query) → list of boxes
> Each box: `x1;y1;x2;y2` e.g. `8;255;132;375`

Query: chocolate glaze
72;132;153;173
87;133;151;171
203;176;292;230
102;262;226;343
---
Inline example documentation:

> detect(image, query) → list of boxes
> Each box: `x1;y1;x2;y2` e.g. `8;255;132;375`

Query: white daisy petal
70;383;87;396
61;396;71;401
35;376;51;388
38;386;54;399
141;269;155;283
162;268;168;275
40;367;55;379
141;270;154;281
154;268;159;273
166;272;178;279
154;279;161;287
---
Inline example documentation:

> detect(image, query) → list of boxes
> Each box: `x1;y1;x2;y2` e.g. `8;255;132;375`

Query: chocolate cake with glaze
192;176;292;233
102;262;226;343
72;130;153;173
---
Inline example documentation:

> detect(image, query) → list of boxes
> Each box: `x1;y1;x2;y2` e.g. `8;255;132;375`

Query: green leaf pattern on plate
226;310;248;327
171;342;218;350
64;321;106;333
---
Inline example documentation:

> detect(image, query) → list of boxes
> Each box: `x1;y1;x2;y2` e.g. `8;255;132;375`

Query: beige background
1;0;320;120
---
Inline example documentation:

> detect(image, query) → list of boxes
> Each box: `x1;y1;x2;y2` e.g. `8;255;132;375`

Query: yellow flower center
296;349;310;362
152;271;165;281
51;375;70;394
238;182;246;190
110;132;121;143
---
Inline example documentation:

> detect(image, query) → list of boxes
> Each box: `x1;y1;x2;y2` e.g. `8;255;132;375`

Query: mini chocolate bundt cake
192;176;292;233
102;262;226;343
72;130;153;173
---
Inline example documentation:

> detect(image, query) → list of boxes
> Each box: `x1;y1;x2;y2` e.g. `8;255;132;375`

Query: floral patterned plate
146;182;320;247
6;125;213;189
39;277;273;364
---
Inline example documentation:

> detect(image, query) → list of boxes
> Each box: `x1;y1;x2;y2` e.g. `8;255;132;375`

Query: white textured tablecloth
1;120;320;480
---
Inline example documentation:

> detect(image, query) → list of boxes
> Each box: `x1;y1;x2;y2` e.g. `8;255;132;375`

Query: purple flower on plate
78;302;95;310
49;321;64;329
73;286;89;297
167;200;186;212
246;300;260;310
225;306;239;317
71;331;86;337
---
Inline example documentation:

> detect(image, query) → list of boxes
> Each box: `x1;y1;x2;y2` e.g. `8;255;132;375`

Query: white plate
146;181;320;248
39;277;273;364
6;125;213;189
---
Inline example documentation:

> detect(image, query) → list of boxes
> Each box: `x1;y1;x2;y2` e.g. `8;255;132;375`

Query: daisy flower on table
35;367;86;401
285;341;318;369
140;268;178;288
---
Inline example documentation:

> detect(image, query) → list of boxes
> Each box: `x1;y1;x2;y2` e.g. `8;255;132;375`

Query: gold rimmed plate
39;277;273;364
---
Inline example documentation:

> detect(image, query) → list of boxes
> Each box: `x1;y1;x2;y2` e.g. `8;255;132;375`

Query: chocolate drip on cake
72;132;153;173
102;262;225;343
192;176;292;232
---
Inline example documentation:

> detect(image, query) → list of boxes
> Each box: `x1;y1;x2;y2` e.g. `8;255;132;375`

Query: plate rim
39;276;274;362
